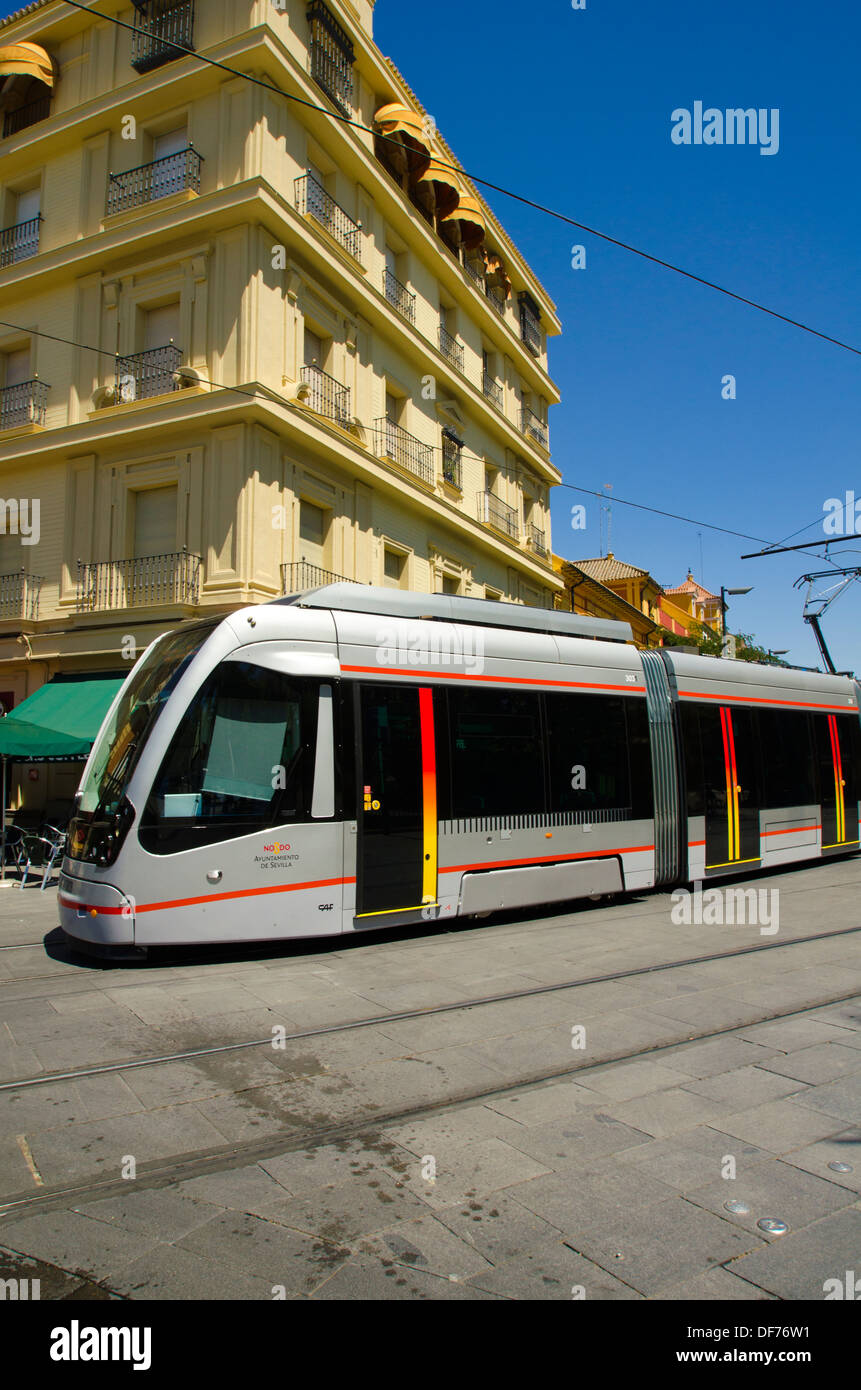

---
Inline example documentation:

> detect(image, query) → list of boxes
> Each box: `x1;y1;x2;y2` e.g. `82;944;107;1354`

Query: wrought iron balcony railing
519;305;542;357
282;561;357;594
483;373;503;409
442;432;463;490
477;490;519;541
307;0;355;115
0;215;41;268
463;255;485;289
486;285;507;317
0;379;48;430
528;524;548;557
107;146;203;216
295;173;361;260
439;325;464;373
0;572;42;621
300;364;351;427
76;551;201;612
375;417;434;486
115;345;183;402
3;94;51;139
384;268;416;323
130;0;195;75
521;406;549;449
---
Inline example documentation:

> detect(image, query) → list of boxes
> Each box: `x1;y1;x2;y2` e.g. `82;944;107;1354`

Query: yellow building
554;553;725;647
566;555;665;633
552;556;659;649
0;0;562;810
663;573;722;633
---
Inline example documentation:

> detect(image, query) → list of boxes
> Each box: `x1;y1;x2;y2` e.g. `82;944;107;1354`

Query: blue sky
376;0;861;669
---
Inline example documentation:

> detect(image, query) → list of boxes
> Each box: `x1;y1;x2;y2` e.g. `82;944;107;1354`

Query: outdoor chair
0;823;28;876
19;825;68;891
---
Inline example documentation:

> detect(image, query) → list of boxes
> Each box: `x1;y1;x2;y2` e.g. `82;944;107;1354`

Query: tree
660;621;782;663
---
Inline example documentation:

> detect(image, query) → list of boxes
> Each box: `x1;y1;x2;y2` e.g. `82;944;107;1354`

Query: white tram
58;585;861;950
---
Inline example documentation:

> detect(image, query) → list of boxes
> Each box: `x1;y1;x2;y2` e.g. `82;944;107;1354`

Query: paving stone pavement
0;860;859;1299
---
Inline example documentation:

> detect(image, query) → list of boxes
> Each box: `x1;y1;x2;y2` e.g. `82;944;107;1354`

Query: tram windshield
76;617;221;823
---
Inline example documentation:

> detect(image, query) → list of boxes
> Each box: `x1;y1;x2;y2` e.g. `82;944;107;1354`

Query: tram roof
272;585;635;644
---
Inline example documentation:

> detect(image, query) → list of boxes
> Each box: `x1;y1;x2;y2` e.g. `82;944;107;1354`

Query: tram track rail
0;982;858;1228
2;919;861;1095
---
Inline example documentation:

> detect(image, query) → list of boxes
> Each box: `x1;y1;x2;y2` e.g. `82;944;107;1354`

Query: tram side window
545;692;634;814
447;687;545;817
757;709;815;808
139;662;318;853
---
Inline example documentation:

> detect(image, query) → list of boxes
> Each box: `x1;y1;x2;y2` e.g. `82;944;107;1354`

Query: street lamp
720;585;753;635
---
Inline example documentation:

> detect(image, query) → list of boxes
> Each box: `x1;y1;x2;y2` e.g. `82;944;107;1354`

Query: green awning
0;673;125;762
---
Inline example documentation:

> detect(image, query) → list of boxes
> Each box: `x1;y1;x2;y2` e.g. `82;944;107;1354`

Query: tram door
815;714;860;850
355;685;437;919
702;705;762;871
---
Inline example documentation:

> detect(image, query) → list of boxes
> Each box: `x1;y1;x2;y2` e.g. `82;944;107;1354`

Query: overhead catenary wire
41;0;861;360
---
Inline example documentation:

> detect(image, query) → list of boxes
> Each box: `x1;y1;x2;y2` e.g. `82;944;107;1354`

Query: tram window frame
444;685;547;818
679;702;705;817
544;691;640;817
138;662;321;854
842;715;861;804
756;708;815;808
433;686;651;822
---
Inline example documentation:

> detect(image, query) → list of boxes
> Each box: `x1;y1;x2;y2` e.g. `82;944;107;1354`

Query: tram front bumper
58;872;135;946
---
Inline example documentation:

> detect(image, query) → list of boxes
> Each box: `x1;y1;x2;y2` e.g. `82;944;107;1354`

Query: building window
116;301;182;402
1;347;31;390
295;169;361;260
144;301;181;352
0;48;53;139
482;349;502;408
442;428;463;490
383;547;407;589
107;133;202;215
151;128;189;193
304;327;325;371
131;0;195;76
0;346;46;428
519;290;542;357
438;305;463;372
384;246;415;322
299;499;329;568
301;329;350;426
307;0;355;116
1;188;41;267
436;572;460;596
133;485;178;558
